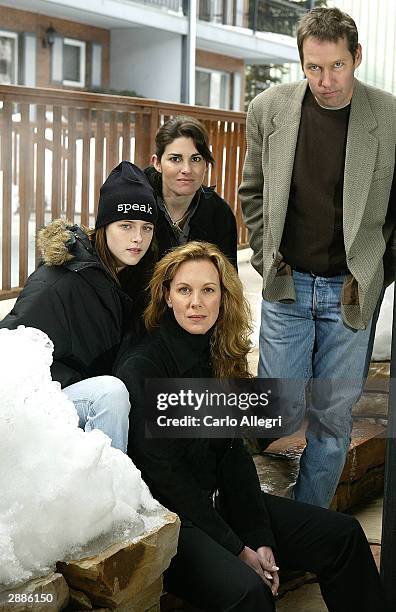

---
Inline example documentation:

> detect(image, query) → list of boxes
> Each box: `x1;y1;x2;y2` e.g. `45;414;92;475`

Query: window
0;30;18;84
195;68;230;109
198;0;235;24
91;43;102;88
62;38;86;87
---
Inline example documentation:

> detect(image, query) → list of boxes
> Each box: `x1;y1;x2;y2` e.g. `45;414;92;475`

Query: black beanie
95;161;157;229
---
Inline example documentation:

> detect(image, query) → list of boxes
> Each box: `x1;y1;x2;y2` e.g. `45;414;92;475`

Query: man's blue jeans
63;375;130;453
259;271;372;508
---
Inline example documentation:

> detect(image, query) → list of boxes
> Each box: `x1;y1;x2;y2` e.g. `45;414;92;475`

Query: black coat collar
158;310;212;376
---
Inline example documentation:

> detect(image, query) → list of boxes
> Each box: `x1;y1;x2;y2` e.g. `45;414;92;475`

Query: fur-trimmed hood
37;219;98;269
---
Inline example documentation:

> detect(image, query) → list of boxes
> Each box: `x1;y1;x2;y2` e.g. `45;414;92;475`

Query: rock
68;588;93;609
365;362;390;394
57;512;180;610
333;423;386;511
0;572;69;611
276;582;327;612
341;422;386;482
370;544;381;571
353;393;388;419
368;362;390;379
255;421;386;512
367;361;390;379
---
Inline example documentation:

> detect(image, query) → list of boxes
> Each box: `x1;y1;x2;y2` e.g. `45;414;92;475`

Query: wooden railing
0;85;248;300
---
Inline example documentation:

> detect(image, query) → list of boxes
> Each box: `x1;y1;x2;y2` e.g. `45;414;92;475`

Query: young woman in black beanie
0;161;157;453
145;115;238;268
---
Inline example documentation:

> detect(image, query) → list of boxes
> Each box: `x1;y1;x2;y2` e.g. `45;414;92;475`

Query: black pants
164;494;388;612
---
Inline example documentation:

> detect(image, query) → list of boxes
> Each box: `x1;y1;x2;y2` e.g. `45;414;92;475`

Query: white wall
110;27;182;103
328;0;396;95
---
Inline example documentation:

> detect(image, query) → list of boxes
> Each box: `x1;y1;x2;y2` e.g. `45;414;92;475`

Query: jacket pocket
371;166;392;182
342;274;359;306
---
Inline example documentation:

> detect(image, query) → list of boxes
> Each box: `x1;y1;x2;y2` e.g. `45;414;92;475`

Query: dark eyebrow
174;281;217;286
166;152;201;157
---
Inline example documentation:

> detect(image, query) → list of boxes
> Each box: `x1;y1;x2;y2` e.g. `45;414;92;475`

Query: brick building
0;0;300;110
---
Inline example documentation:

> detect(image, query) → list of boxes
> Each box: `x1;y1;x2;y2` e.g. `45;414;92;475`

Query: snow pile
372;283;394;361
0;326;162;587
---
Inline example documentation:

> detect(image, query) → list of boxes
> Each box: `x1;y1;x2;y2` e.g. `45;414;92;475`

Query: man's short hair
297;7;359;64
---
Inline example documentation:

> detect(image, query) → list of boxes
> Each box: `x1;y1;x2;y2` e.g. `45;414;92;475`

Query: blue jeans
259;271;372;508
63;376;130;452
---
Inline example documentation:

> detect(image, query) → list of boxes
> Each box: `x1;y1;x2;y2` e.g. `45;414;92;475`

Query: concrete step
254;418;386;512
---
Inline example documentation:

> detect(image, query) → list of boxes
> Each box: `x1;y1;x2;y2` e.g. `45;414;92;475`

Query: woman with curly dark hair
145;115;238;268
116;241;387;612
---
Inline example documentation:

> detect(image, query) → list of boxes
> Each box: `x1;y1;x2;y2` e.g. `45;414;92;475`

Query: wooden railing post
35;104;46;266
0;84;248;300
1;101;13;292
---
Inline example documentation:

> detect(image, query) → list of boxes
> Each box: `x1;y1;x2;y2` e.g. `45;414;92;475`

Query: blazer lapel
343;79;378;251
268;81;307;247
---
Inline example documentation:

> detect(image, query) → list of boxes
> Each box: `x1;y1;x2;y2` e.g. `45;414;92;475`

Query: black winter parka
116;312;276;556
0;221;135;388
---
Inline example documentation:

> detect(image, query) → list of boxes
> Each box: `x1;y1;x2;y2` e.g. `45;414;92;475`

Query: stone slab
57;513;180;609
254;421;386;511
276;582;327;612
88;578;163;611
353;393;388;419
353;496;383;544
160;594;201;611
268;545;381;612
0;572;69;611
67;587;93;610
367;362;390;380
370;544;381;571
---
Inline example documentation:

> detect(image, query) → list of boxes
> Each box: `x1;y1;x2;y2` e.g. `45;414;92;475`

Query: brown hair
144;241;252;378
297;7;359;64
88;227;156;286
155;115;214;166
89;226;120;284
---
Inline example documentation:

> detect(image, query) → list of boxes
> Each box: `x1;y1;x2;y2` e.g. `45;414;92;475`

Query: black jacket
0;220;135;388
145;166;238;268
116;312;276;556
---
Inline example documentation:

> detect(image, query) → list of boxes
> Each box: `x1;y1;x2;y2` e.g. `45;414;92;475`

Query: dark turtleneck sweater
280;88;350;276
116;311;276;555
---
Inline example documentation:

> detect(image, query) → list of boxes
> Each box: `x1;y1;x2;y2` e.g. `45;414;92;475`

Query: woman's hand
238;546;279;596
256;546;279;596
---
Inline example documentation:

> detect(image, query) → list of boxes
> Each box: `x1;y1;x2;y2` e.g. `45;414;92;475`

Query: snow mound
372;284;394;361
0;326;162;587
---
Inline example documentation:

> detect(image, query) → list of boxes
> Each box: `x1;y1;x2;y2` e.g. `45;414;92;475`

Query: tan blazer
239;79;396;330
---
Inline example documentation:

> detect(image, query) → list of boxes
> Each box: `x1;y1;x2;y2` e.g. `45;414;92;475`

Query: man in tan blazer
239;7;396;508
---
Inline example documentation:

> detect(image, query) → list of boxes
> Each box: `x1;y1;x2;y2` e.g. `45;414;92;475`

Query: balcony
249;0;307;37
126;0;185;14
198;0;307;36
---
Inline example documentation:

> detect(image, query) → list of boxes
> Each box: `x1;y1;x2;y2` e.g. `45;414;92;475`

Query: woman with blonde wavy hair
116;241;387;612
144;240;252;378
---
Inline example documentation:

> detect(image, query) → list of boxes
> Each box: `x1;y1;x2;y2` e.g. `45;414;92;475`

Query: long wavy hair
145;242;253;378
